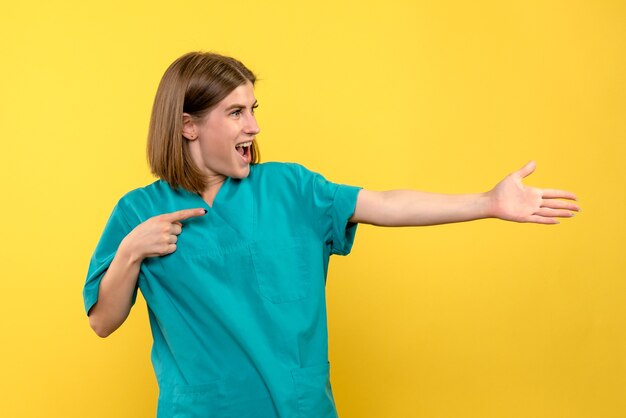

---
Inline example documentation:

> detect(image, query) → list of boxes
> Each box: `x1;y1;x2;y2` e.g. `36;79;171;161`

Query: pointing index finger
162;208;208;222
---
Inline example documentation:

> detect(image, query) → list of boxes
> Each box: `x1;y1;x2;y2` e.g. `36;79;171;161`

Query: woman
83;51;579;418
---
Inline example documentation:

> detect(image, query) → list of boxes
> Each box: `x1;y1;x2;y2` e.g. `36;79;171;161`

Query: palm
488;161;579;224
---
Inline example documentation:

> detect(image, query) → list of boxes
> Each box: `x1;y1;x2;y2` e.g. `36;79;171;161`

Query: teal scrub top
83;162;362;418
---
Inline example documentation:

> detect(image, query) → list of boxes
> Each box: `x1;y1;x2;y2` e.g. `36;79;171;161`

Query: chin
231;166;251;179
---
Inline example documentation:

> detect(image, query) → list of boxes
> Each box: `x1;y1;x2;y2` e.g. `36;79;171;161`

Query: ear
182;113;198;141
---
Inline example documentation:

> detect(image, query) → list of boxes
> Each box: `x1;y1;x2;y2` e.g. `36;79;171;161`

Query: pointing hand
122;208;207;260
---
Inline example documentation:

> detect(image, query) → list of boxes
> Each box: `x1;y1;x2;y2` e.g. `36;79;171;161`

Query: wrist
118;236;145;265
480;191;498;219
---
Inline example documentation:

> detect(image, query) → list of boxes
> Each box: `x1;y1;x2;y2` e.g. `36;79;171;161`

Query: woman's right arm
88;208;207;338
87;237;144;338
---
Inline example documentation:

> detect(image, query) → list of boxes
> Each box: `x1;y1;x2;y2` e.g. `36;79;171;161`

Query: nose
244;113;260;136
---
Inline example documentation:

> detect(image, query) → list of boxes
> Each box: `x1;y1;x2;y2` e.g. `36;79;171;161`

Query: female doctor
83;51;579;418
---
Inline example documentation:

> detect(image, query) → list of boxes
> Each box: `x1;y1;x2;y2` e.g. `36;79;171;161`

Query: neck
200;175;227;207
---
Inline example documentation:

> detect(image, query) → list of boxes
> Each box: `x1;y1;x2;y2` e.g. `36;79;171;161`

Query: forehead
216;82;256;107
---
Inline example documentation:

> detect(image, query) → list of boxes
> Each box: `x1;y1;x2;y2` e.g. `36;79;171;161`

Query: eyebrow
224;100;258;111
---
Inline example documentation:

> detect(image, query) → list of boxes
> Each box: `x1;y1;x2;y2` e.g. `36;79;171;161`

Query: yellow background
1;1;624;417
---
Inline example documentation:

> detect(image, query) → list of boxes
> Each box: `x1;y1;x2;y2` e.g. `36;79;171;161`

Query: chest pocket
250;238;312;304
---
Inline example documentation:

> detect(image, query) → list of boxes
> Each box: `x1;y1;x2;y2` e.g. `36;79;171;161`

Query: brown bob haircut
147;51;260;195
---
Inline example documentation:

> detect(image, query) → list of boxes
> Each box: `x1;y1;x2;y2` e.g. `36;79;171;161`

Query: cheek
200;133;233;157
198;121;237;154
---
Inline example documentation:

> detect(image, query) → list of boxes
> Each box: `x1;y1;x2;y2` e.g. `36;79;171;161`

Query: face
183;81;260;182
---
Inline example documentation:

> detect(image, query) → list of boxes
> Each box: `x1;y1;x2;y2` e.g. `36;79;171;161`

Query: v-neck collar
197;176;232;211
165;172;254;241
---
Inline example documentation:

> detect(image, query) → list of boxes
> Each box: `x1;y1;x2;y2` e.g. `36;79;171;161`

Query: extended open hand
487;161;580;224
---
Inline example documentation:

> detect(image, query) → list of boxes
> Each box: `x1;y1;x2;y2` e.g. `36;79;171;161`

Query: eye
251;104;259;114
230;109;242;117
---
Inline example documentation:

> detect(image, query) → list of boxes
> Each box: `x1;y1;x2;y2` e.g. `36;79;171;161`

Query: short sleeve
82;199;137;316
293;164;362;256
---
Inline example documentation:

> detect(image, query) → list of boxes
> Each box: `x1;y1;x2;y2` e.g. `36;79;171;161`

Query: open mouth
235;141;252;163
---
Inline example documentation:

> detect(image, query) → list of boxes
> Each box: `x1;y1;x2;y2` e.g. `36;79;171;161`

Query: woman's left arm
349;161;580;226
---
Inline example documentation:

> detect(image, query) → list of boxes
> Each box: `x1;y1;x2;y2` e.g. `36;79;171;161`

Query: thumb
515;160;536;179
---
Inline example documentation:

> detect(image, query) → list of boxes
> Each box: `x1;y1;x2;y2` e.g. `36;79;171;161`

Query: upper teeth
235;141;252;148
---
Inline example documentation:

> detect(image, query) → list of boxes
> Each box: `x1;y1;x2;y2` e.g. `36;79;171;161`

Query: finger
170;223;183;235
541;189;578;201
162;208;207;222
515;160;536;179
526;215;560;225
541;199;580;212
534;208;576;218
